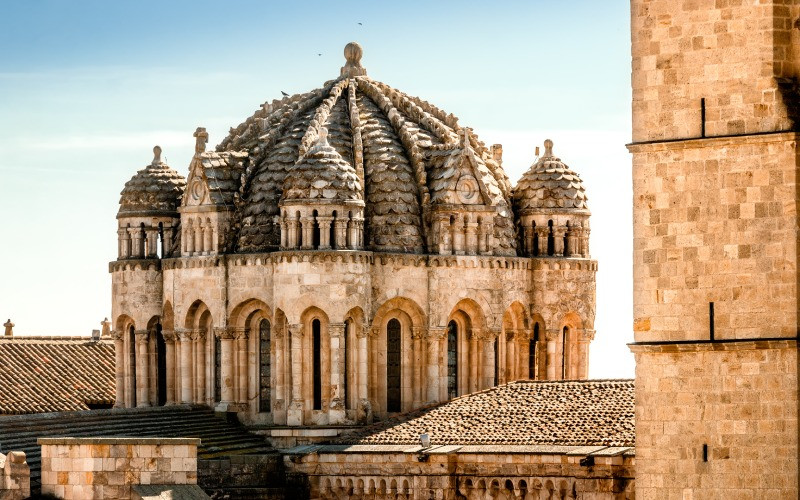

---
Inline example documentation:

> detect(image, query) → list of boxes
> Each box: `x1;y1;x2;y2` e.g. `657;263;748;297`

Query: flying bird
358;22;362;25
318;53;322;56
281;91;289;97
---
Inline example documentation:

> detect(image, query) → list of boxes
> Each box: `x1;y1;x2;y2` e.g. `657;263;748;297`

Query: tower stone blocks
629;0;799;498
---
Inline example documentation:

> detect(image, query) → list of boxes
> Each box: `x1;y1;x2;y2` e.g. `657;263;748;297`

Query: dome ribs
347;79;366;195
371;80;458;146
357;77;431;250
236;85;332;203
355;91;424;253
298;79;349;158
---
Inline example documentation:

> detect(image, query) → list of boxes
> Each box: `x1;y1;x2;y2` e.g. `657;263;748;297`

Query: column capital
111;330;124;341
484;328;502;340
580;329;596;342
161;329;177;342
545;328;560;341
233;327;248;340
176;328;193;341
427;327;447;340
328;323;346;337
134;329;150;341
535;226;550;237
287;324;303;337
355;323;370;339
515;328;530;341
411;326;426;339
213;327;236;340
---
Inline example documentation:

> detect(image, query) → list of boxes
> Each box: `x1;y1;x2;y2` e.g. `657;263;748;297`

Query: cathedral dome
218;42;515;255
281;128;362;204
118;146;186;217
513;139;589;213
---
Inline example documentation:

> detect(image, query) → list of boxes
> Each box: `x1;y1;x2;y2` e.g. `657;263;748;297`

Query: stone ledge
628;338;797;353
38;437;201;446
626;130;799;153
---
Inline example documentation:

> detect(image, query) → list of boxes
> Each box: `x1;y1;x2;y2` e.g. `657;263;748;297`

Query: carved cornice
530;258;598;272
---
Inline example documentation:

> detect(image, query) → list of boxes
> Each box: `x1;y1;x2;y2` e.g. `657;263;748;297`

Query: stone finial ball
344;42;363;63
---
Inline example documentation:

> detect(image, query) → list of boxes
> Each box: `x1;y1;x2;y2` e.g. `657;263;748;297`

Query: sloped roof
0;337;115;415
119;147;186;216
337;380;634;447
195;150;248;206
513;140;589;212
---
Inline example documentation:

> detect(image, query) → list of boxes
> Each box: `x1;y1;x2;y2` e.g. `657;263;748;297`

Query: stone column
546;329;559;380
464;217;478;255
426;328;444;403
317;216;333;250
468;329;478;393
411;327;424;408
176;329;193;404
566;225;579;257
112;331;125;407
185;222;194;255
334;219;348;250
273;326;287;424
484;331;498;388
523;224;534;256
535;226;550;256
355;217;365;248
129;227;144;258
287;323;304;426
117;228;130;259
452;214;465;255
478;221;493;255
204;224;214;255
162;330;177;405
235;328;248;405
300;217;314;249
195;222;204;254
134;330;151;407
581;227;590;257
553;226;567;256
214;328;236;407
579;329;595;380
328;323;346;423
356;325;371;422
288;218;299;249
195;330;207;404
145;227;159;257
162;225;174;256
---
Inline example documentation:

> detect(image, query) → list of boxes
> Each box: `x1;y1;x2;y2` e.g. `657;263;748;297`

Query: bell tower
628;1;799;497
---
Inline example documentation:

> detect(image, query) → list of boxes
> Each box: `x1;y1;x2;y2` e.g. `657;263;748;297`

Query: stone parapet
0;451;30;499
38;437;200;500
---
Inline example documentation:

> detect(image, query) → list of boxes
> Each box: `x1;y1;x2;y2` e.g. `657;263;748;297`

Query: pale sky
0;0;634;378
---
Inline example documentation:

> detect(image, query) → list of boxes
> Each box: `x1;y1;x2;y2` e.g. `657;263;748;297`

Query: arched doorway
386;319;401;412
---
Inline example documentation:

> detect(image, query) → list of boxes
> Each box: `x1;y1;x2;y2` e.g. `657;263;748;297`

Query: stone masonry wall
632;342;797;499
38;437;199;499
289;448;635;500
631;134;798;342
631;0;798;142
0;451;30;500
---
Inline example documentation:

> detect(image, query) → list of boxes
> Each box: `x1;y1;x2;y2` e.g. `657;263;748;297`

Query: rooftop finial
152;145;163;165
317;126;329;146
544;139;554;157
4;319;14;337
341;42;367;78
194;127;209;154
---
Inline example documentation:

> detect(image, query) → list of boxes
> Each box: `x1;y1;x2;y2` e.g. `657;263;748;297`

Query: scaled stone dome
118;146;186;217
513;139;589;212
218;42;516;255
281;128;362;203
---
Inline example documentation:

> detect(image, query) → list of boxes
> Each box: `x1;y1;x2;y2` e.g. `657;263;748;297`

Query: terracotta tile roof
337;380;635;447
0;337;115;415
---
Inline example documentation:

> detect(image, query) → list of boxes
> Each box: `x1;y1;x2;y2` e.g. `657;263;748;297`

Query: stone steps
0;406;288;497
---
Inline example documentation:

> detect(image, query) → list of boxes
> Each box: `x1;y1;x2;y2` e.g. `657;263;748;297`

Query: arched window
386;319;402;412
312;319;322;410
214;336;221;403
259;319;271;412
296;211;303;248
529;324;539;379
128;325;137;407
532;221;538;257
493;336;498;386
547;220;555;256
331;210;338;249
561;326;569;379
155;324;166;406
343;320;350;410
447;320;458;399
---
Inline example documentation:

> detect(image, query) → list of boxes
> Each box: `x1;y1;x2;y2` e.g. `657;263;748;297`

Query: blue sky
0;1;634;377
